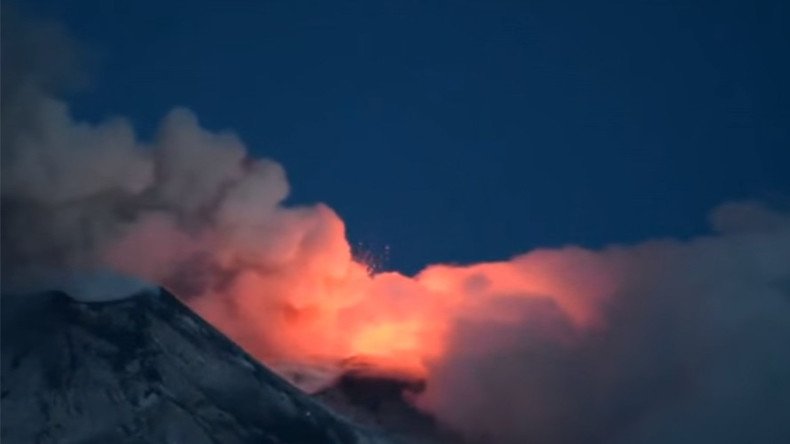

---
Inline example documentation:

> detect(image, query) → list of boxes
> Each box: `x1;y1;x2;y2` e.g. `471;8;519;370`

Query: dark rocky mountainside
0;288;389;443
317;371;462;444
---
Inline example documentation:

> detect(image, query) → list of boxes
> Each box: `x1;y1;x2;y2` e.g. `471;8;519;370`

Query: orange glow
177;206;620;388
352;322;421;356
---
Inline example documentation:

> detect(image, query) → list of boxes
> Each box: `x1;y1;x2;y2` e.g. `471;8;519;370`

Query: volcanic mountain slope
316;372;463;444
0;288;388;444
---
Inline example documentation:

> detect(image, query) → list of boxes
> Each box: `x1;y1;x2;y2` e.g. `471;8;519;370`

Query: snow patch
57;269;156;302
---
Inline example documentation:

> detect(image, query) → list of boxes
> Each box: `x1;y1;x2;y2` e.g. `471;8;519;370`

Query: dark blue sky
23;0;790;274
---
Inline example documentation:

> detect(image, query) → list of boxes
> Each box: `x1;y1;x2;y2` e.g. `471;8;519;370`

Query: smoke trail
3;12;789;443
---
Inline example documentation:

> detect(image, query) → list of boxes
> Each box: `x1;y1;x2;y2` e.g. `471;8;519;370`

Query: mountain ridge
1;288;389;443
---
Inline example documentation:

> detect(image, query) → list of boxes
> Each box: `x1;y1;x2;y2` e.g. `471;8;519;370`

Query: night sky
21;0;790;274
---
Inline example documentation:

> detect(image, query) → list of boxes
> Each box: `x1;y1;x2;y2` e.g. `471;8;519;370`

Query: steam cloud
3;12;789;443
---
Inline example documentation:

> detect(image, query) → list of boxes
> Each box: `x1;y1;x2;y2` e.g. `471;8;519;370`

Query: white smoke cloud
415;223;790;443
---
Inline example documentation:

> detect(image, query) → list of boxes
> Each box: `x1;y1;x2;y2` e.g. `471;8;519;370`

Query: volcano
0;288;390;443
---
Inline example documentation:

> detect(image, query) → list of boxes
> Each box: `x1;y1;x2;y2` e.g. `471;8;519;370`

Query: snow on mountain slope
0;288;390;443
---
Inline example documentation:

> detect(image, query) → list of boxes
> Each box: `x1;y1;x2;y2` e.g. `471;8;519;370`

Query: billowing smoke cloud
3;12;789;443
415;220;790;443
2;9;393;376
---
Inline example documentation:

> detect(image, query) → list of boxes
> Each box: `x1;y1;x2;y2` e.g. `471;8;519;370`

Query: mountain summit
1;288;387;443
